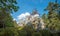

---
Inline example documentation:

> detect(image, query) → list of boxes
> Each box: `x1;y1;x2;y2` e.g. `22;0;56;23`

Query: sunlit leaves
43;1;60;31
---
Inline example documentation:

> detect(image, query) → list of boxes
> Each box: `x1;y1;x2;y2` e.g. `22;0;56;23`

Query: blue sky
11;0;60;21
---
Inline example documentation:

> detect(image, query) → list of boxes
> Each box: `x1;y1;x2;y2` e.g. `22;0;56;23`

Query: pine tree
44;0;60;31
0;0;19;28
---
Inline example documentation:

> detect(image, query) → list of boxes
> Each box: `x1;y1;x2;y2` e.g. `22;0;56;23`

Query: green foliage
0;28;5;36
43;1;60;31
0;0;60;36
0;0;19;36
0;27;19;36
18;26;60;36
0;0;19;28
18;30;27;36
32;32;42;36
0;0;19;13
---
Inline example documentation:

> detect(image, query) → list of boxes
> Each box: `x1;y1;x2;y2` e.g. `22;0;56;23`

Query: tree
0;0;19;36
44;0;60;31
0;0;18;12
0;0;19;28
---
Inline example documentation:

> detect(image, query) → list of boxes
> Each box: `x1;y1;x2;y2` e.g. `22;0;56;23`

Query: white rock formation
17;12;45;29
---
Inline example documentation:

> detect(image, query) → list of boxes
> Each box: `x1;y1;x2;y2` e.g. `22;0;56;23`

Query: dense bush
0;27;19;36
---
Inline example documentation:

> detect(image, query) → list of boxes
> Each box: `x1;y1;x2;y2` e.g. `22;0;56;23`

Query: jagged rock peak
31;9;39;15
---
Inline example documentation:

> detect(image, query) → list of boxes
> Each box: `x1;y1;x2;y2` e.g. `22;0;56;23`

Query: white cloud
17;12;30;20
17;12;40;24
25;12;30;16
34;14;39;17
18;14;25;19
